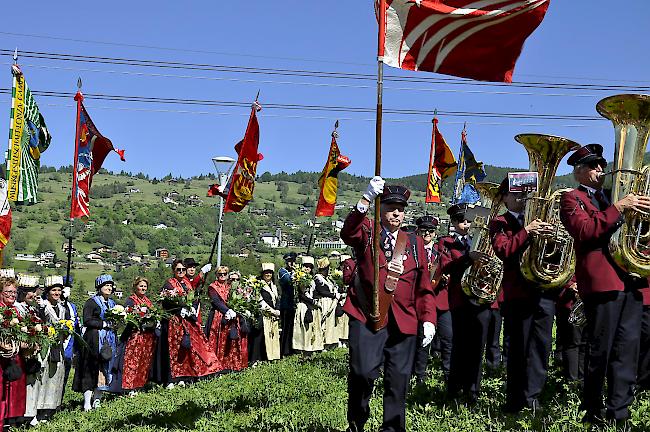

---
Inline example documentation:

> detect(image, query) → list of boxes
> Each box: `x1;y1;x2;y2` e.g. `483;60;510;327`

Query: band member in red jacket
412;215;442;385
490;177;557;414
438;204;490;403
340;177;436;432
638;284;650;390
560;144;650;424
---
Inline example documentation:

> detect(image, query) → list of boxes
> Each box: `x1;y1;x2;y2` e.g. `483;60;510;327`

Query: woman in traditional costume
14;275;41;426
206;266;248;371
314;257;340;350
0;275;27;426
248;263;281;363
72;274;117;411
35;276;69;420
109;277;157;394
155;260;219;388
292;256;324;354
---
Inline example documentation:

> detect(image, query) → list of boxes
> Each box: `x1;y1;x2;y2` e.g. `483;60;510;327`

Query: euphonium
461;182;504;304
517;134;580;289
597;94;650;277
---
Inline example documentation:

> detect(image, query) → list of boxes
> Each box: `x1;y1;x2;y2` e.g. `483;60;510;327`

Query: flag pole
65;77;83;286
307;120;339;256
371;0;387;324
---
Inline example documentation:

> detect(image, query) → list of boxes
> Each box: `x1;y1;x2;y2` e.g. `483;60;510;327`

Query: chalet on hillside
260;233;280;248
155;248;170;259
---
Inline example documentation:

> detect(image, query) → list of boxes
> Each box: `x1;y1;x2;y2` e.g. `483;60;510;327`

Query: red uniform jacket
489;211;535;302
340;207;436;335
437;235;472;310
559;188;647;298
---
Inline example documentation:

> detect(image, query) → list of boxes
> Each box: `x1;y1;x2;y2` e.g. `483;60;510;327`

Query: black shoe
582;410;606;425
501;402;524;414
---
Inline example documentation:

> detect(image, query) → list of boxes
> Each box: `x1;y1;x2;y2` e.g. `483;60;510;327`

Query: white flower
34;324;42;332
20;326;28;333
9;318;19;326
111;305;127;316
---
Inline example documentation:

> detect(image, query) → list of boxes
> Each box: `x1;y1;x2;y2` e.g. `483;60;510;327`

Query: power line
8;62;603;99
35;101;607;128
5;49;650;93
0;87;606;121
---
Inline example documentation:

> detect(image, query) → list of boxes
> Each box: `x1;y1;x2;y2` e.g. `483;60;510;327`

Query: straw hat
261;262;275;272
317;257;330;269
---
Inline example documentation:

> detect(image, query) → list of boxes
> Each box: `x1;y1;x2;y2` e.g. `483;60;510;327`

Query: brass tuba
517;134;580;289
597;94;650;277
461;182;504;304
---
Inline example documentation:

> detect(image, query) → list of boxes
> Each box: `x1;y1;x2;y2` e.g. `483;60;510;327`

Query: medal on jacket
382;232;394;261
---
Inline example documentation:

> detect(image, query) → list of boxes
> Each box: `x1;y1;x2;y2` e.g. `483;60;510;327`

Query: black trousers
502;296;555;409
556;307;585;381
583;290;642;420
414;310;452;382
638;305;650;390
348;316;416;432
485;308;502;372
280;309;295;357
448;304;491;398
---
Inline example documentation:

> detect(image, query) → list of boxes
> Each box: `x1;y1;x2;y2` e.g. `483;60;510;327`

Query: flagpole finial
77;77;82;90
255;89;260;101
252;90;262;111
332;120;340;139
13;48;17;64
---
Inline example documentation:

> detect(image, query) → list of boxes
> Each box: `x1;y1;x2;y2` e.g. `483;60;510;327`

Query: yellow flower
48;326;57;338
60;319;74;332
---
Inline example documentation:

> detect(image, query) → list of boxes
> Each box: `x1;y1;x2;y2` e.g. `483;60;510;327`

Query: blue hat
95;274;114;289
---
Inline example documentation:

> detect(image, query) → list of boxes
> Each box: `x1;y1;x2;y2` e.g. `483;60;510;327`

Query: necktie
517;214;525;227
594;190;609;211
383;231;394;260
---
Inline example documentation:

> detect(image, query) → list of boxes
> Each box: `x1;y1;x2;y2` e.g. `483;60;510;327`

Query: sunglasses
420;229;437;234
230;277;240;281
586;160;607;170
217;272;228;276
175;267;187;272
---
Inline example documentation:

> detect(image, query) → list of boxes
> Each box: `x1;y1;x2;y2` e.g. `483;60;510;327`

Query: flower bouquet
291;268;314;303
0;307;26;358
228;275;263;321
104;304;128;329
330;269;344;289
124;304;167;331
159;288;195;312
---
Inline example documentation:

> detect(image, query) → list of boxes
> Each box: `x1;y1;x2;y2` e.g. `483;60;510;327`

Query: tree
35;237;55;254
10;231;28;251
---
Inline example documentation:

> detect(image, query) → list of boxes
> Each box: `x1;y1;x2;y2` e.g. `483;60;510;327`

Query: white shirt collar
508;210;524;219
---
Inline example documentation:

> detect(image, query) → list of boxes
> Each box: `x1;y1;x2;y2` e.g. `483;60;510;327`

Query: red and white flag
378;0;550;82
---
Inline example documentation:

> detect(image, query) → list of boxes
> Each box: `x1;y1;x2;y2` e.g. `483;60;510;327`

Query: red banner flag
224;103;263;213
315;131;351;217
70;92;125;220
426;117;456;203
379;0;550;82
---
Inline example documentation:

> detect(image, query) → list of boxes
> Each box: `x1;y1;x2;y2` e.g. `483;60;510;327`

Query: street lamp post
212;156;236;268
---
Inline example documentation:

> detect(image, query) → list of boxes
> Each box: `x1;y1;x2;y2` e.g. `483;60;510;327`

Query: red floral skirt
207;311;248;371
122;331;157;390
168;316;221;378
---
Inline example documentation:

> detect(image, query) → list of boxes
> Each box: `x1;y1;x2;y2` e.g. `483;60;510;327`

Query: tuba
517;134;580;289
597;94;650;277
461;182;504;304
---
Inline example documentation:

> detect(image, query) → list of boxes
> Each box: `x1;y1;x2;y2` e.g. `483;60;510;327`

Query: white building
260;233;280;248
314;239;348;250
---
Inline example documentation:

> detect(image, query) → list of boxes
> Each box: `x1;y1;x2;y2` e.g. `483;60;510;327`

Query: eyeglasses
587;160;606;170
175;267;187;272
230;277;240;281
217;272;228;276
420;229;437;234
2;291;17;296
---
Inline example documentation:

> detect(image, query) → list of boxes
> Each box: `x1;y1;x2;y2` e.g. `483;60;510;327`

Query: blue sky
1;1;649;179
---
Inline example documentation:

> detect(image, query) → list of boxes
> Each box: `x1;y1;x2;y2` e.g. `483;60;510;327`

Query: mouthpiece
598;171;612;178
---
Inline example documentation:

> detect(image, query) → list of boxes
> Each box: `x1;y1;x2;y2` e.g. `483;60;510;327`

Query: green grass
21;349;650;431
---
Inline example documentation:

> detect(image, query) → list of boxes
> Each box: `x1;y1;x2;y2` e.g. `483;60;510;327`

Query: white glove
36;296;45;308
180;308;189;318
363;176;385;202
224;309;236;320
422;322;436;347
62;287;71;299
201;263;212;274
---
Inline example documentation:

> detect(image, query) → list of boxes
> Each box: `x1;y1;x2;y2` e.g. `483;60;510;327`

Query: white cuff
356;200;369;213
